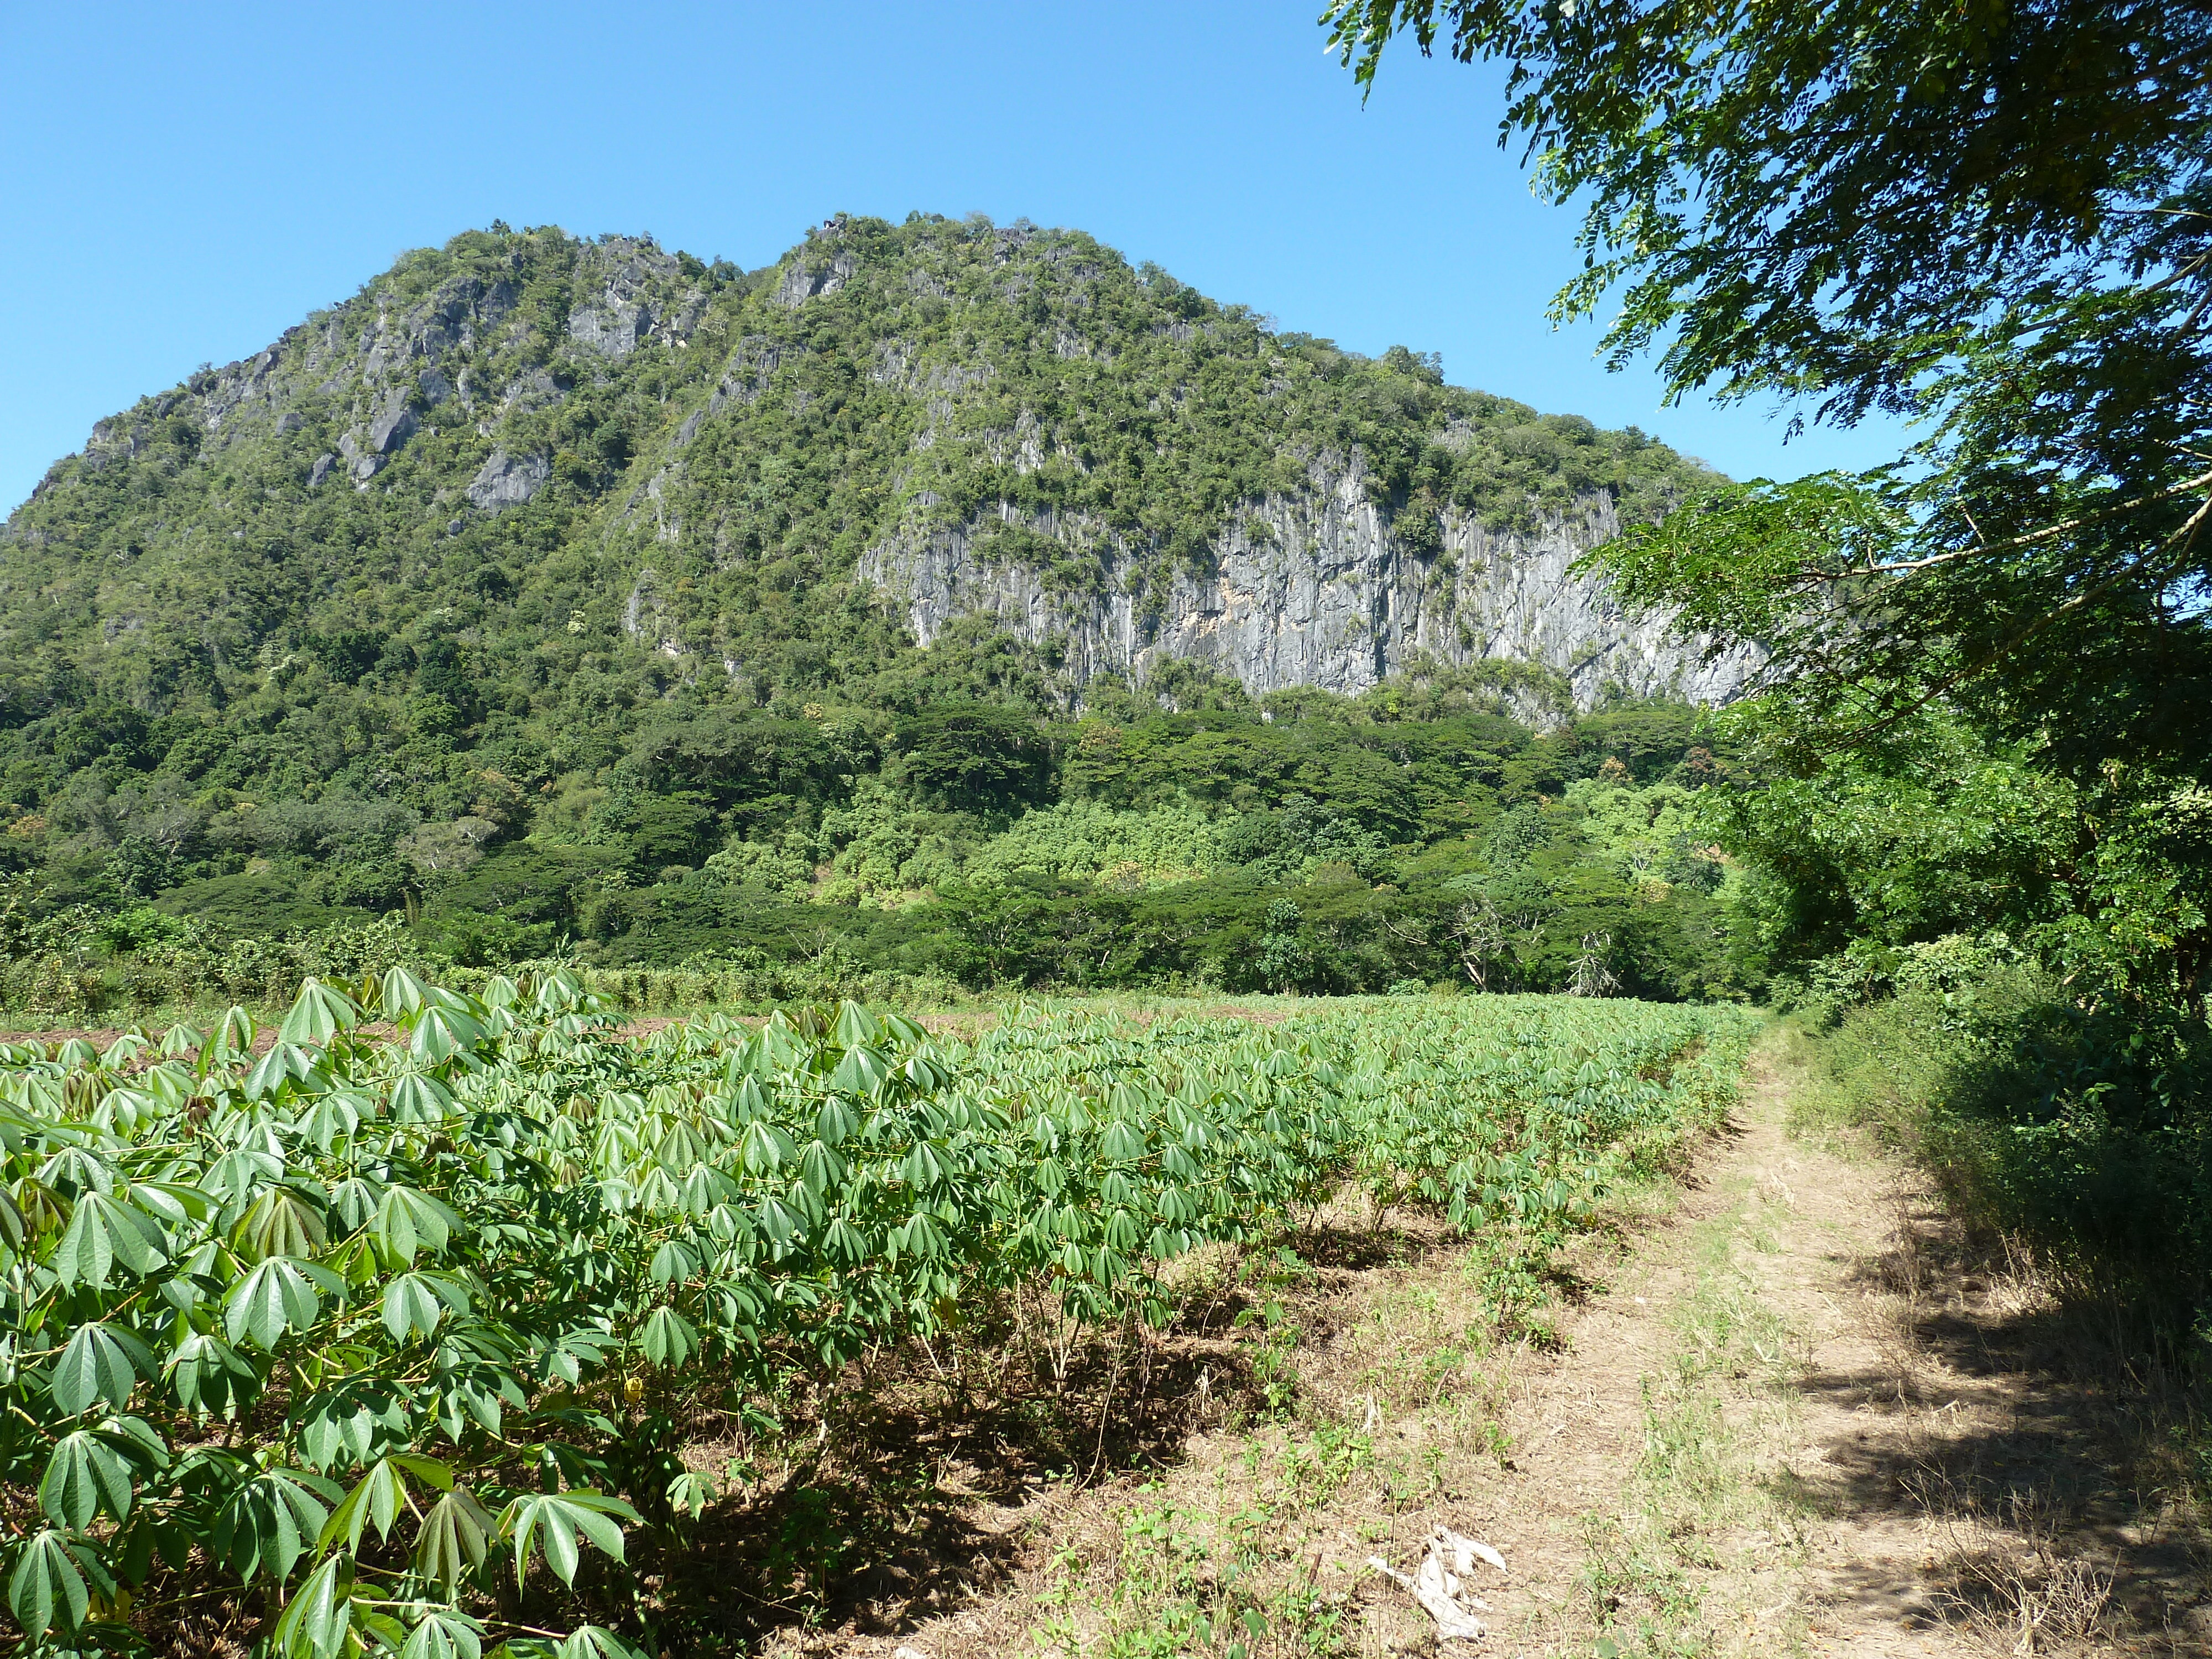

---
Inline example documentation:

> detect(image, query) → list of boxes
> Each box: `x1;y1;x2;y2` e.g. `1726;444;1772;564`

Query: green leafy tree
1256;899;1316;993
1328;0;2212;1006
891;703;1055;816
1327;0;2212;754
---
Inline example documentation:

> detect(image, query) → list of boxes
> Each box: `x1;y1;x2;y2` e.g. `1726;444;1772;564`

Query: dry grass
1912;1473;2121;1653
1765;1014;2212;1655
1856;1202;2212;1654
619;1209;1485;1658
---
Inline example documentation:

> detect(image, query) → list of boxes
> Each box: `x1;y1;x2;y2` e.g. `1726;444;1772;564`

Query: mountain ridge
4;214;1736;728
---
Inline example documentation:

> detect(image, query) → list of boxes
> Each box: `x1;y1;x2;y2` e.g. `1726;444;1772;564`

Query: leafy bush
1794;966;2212;1335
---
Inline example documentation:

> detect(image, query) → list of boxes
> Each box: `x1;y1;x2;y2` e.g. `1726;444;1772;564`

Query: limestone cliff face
860;452;1752;711
52;235;701;503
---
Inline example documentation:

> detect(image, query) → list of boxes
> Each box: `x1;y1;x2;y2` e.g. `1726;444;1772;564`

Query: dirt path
778;1039;2206;1659
1470;1046;1991;1656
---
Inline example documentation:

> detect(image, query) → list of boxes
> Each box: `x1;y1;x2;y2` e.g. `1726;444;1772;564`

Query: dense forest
0;215;1728;1008
0;654;1741;1005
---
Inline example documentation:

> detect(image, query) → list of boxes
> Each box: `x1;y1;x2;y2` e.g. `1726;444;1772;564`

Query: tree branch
1794;467;2212;586
1819;486;2212;753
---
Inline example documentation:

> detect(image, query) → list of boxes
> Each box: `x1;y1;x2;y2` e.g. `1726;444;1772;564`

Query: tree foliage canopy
1327;0;2212;774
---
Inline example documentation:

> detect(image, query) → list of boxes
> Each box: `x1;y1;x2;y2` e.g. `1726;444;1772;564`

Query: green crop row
0;974;1752;1656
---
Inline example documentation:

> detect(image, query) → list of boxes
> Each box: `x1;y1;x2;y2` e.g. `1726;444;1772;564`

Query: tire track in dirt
1477;1050;1989;1656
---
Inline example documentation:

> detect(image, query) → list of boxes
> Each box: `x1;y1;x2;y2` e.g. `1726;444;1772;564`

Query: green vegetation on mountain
0;215;1729;1006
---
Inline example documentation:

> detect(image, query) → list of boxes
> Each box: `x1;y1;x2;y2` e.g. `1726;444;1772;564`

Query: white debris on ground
1369;1526;1507;1642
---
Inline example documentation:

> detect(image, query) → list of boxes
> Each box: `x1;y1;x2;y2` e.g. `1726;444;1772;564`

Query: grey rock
447;518;465;536
80;418;142;473
466;448;550;510
568;299;654;358
195;353;274;432
772;250;857;309
368;393;417;455
641;466;679;542
309;453;336;487
860;455;1759;712
276;411;306;434
359;272;515;382
352;455;383;483
564;238;680;358
337;431;362;465
708;336;805;411
499;369;564;412
665;290;707;340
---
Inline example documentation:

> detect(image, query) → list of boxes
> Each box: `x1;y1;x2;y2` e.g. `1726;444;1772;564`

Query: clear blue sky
0;0;1903;513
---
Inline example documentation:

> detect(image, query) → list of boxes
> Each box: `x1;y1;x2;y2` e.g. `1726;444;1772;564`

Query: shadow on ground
1784;1207;2212;1650
628;1217;1461;1652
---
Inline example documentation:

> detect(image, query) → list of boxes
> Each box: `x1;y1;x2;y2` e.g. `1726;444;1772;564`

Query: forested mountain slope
2;215;1724;763
0;215;1743;986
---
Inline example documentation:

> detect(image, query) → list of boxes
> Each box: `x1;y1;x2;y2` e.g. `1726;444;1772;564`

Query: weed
1911;1472;2120;1653
1231;1296;1303;1422
1580;1513;1707;1657
1280;1425;1373;1509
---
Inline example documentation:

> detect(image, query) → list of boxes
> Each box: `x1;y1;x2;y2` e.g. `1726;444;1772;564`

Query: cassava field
0;972;1755;1658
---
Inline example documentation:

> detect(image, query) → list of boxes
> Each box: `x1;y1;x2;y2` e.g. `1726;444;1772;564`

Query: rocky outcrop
569;298;654;357
32;231;714;522
773;249;857;309
366;392;417;457
337;390;415;482
860;454;1754;710
708;337;806;410
466;449;550;510
345;272;517;397
567;236;698;357
498;369;565;415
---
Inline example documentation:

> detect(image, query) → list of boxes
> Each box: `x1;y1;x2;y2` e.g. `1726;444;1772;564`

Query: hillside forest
0;215;1738;1010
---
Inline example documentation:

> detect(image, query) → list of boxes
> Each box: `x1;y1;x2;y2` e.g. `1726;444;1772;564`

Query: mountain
0;214;1747;983
4;215;1734;718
